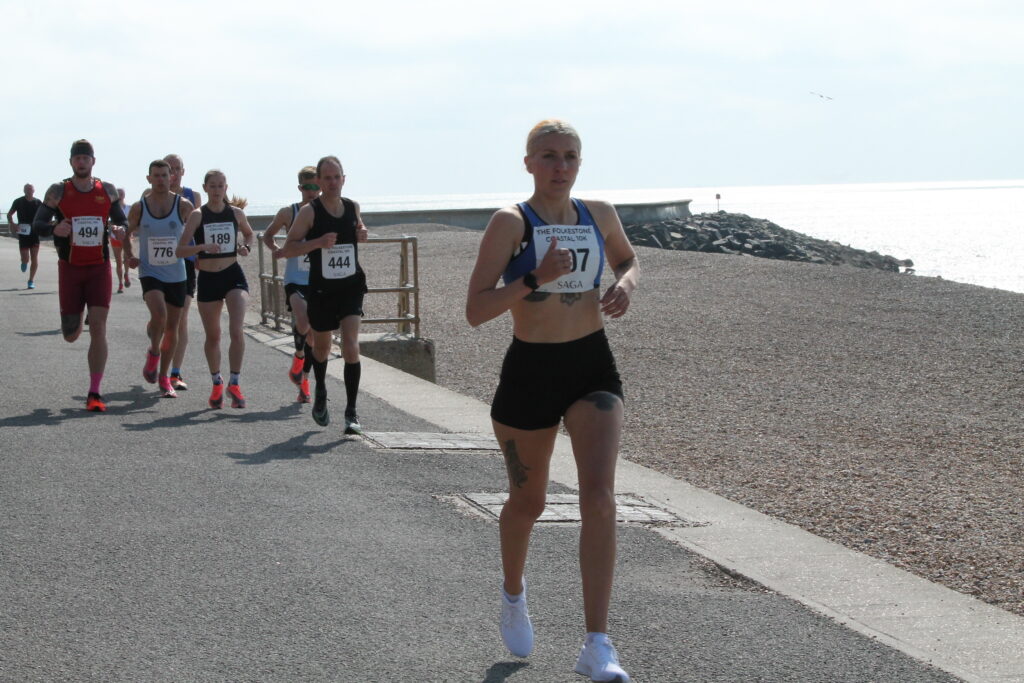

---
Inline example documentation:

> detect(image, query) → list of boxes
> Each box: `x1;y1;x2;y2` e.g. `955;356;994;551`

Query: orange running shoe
209;383;224;409
227;384;246;409
86;392;107;412
288;355;304;386
159;376;178;398
297;378;311;403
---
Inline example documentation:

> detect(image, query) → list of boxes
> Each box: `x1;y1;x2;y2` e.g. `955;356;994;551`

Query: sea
249;179;1024;296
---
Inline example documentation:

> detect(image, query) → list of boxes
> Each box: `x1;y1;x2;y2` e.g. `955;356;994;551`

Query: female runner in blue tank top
466;120;639;683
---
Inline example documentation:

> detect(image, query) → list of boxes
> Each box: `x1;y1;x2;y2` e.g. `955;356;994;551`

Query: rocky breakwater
625;212;914;273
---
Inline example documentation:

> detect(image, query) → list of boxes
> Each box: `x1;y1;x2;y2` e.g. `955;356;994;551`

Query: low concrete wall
248;199;691;232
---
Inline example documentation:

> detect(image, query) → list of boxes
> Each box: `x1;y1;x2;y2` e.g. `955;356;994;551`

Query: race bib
148;236;178;266
322;244;355;279
72;216;104;247
18;224;31;236
204;222;236;253
533;225;602;294
298;253;310;272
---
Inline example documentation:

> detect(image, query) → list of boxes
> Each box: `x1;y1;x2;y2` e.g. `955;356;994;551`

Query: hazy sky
4;0;1021;207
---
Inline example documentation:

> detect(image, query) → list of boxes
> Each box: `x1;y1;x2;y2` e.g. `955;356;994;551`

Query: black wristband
522;271;539;291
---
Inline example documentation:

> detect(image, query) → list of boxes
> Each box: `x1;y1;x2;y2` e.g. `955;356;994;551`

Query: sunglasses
299;183;320;191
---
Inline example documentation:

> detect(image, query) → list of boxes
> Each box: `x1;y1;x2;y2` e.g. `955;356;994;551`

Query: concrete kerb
244;313;1024;683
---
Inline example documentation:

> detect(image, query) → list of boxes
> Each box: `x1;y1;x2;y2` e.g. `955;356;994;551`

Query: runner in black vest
7;184;43;288
279;155;368;433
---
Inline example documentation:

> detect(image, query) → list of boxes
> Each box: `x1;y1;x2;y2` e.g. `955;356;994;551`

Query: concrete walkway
1;237;1020;682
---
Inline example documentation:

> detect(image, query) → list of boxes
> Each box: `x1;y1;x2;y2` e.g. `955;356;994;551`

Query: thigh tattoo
503;439;530;488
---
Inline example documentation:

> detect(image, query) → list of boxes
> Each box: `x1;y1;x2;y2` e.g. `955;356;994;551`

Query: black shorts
185;258;196;298
490;329;623;430
307;278;365;332
284;282;309;313
140;277;187;308
18;234;40;249
196;262;249;303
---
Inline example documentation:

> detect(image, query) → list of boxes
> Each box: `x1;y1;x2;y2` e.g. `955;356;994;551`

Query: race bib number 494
204;222;236;253
533;224;602;294
72;216;104;247
322;244;355;279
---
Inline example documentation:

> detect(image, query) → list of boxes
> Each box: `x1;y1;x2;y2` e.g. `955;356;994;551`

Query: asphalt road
0;238;955;682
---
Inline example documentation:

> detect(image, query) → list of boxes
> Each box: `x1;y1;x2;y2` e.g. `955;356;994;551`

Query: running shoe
209;383;224;409
117;284;124;294
344;411;363;435
227;384;246;409
27;281;34;290
297;378;311;403
20;262;27;273
170;373;188;391
85;392;107;413
143;351;160;384
159;376;178;398
288;355;304;385
312;387;329;426
574;635;630;682
500;580;533;658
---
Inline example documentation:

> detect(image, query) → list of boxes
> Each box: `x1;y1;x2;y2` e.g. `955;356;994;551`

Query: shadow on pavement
225;432;353;465
16;329;61;336
481;661;529;682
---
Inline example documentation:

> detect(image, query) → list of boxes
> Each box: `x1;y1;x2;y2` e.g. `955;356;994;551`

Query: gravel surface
245;222;1024;618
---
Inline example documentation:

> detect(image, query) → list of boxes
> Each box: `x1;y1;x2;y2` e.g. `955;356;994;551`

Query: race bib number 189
72;216;104;247
322;244;355;279
204;222;236;253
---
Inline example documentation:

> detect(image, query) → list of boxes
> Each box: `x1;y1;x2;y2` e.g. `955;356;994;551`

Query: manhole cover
453;492;700;526
363;432;500;450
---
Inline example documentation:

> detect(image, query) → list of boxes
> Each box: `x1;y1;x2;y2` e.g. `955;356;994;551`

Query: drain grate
363;432;500;451
453;492;700;526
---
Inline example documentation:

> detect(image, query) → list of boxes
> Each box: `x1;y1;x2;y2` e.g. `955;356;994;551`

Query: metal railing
258;234;420;337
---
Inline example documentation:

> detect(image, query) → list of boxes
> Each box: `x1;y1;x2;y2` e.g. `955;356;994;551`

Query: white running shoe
574;634;630;682
500;580;533;657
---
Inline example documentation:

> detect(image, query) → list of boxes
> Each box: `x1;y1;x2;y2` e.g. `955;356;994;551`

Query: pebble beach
246;222;1024;618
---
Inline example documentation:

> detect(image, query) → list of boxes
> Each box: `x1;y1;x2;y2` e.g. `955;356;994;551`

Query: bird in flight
810;91;834;100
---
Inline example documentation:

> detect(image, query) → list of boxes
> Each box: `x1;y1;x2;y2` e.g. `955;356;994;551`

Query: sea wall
248;199;693;233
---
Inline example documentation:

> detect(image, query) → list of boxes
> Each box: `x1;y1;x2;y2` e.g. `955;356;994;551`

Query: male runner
7;184;42;288
262;166;320;403
33;139;128;412
165;154;202;392
280;156;368;433
123;160;195;398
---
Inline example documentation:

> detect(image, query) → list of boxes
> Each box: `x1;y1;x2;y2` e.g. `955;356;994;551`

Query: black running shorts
490;329;623;431
196;262;248;303
140;277;187;308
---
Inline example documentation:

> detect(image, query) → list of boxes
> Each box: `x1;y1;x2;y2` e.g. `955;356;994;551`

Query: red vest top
58;179;111;266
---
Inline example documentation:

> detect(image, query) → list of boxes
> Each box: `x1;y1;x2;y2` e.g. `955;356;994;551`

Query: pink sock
89;373;103;395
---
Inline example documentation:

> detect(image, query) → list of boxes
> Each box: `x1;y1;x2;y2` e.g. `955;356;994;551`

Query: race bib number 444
72;216;104;247
533;224;602;293
322;244;355;279
204;222;236;253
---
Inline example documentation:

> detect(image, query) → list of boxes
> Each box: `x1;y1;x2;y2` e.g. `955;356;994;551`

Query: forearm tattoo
503;439;530;488
613;257;636;279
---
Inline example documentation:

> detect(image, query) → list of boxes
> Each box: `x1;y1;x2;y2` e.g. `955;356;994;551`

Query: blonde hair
526;119;581;156
228;195;248;209
298;166;317;183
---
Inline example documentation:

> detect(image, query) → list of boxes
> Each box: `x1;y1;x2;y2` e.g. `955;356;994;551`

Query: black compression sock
303;342;314;374
344;362;361;415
